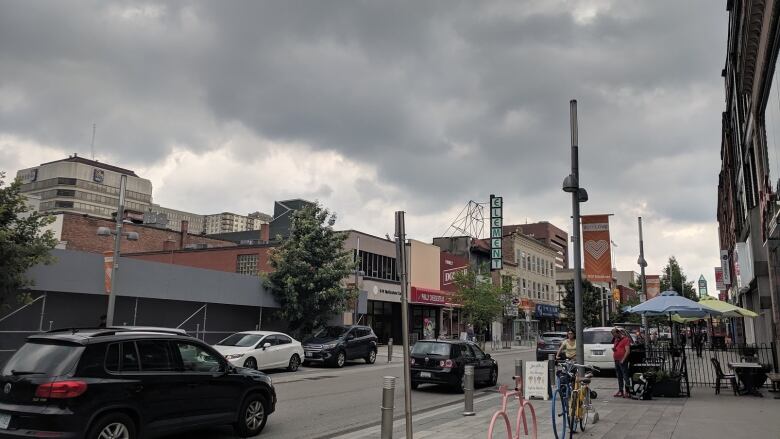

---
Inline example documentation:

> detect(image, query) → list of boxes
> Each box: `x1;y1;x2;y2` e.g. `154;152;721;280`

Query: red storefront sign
411;287;450;305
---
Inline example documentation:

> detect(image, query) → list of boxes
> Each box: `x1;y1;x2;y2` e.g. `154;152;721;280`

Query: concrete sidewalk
334;377;780;438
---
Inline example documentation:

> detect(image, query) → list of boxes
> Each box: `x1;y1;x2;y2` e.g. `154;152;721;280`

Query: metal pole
132;297;138;326
638;217;648;337
394;211;413;439
570;100;585;368
106;174;127;327
38;292;47;332
380;376;396;439
463;365;475;416
515;359;524;393
195;323;200;340
202;304;207;341
387;338;393;363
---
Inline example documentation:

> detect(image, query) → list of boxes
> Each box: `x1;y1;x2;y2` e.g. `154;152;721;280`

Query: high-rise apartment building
204;211;271;234
504;222;569;269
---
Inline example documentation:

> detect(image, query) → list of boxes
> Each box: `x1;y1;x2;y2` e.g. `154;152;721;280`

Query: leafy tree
561;279;603;328
453;269;508;334
0;172;57;311
660;256;697;301
267;202;355;337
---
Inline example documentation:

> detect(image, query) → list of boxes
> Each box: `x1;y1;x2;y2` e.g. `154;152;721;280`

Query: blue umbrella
629;291;719;318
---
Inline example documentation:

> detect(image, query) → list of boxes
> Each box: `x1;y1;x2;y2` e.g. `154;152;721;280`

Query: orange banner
103;251;113;294
581;215;612;282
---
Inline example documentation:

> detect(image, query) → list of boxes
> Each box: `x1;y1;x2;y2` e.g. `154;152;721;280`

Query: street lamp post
562;100;588;368
97;174;138;327
637;217;648;338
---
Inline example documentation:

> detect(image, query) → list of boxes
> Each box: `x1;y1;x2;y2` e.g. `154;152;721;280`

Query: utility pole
637;217;648;337
106;174;126;327
394;212;413;439
562;100;587;368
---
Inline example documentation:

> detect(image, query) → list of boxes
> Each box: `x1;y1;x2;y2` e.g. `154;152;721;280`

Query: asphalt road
168;347;535;439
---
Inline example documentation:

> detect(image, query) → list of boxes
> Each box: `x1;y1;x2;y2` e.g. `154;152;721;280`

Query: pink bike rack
487;377;538;439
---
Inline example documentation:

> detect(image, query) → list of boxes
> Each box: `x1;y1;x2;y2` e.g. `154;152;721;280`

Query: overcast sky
0;1;727;290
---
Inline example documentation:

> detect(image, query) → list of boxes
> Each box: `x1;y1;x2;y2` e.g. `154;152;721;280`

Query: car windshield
2;342;82;377
542;333;566;339
313;326;348;339
411;342;451;356
583;331;614;344
216;333;263;347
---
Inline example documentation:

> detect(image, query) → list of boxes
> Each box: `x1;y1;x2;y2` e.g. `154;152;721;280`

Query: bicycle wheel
579;388;592;431
551;388;567;439
568;389;579;435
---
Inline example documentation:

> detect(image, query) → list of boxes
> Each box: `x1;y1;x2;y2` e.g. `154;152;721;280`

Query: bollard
380;376;395;439
387;338;393;363
463;365;475;416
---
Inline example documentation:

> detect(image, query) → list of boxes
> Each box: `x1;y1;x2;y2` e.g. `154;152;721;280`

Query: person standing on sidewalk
466;324;475;342
556;329;577;361
612;327;631;397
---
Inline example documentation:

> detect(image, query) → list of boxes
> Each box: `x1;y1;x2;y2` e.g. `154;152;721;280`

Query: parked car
0;327;276;439
583;327;620;370
536;331;567;361
214;331;305;372
409;340;497;392
301;325;378;368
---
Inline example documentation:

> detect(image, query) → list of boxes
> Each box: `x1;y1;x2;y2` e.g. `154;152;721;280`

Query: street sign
490;194;503;271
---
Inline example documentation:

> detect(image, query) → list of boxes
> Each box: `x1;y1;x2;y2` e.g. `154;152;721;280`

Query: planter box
652;378;681;397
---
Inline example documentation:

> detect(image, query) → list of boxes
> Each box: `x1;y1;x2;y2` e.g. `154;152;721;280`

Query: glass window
462;344;476;358
105;343;120;372
2;342;82;376
216;333;263;347
121;342;140;372
411;342;451;356
261;335;279;346
175;342;222;373
236;254;259;276
136;340;174;372
472;344;486;360
277;335;292;345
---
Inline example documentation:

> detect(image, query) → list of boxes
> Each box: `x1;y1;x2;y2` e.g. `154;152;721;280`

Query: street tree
452;268;508;335
660;256;697;300
561;279;602;328
267;202;356;337
0;172;57;311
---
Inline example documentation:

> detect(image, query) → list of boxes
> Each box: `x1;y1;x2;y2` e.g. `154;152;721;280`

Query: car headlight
224;354;245;360
322;343;338;349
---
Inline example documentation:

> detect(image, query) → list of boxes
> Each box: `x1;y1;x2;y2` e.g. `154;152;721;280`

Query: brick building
125;244;275;276
503;222;569;269
53;213;236;254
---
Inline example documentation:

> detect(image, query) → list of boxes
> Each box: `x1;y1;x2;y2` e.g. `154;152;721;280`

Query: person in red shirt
612;327;631;397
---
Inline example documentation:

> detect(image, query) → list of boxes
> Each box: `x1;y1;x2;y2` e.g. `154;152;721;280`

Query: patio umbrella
697;295;758;318
629;291;716;318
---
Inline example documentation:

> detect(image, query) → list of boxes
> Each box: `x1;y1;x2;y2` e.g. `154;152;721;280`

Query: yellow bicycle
567;363;599;435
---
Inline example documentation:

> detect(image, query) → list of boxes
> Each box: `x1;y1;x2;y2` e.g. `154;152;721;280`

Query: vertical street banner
103;250;113;294
490;194;503;270
581;214;612;282
714;267;724;291
720;250;731;286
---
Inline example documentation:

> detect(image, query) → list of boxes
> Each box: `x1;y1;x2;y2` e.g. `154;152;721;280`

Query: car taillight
410;358;415;365
35;380;88;399
438;359;454;368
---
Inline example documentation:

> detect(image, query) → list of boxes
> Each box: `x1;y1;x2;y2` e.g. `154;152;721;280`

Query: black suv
0;327;276;439
301;325;378;368
410;340;497;392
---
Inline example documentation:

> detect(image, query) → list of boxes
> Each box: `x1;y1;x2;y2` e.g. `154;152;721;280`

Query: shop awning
534;304;560;318
410;286;454;306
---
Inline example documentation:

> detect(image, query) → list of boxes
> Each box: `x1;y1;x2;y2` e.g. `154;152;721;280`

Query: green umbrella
697;295;758;318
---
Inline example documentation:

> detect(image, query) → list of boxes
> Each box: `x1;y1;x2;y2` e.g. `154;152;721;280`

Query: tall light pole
562;100;588;367
97;174;138;327
394;211;413;439
637;217;648;338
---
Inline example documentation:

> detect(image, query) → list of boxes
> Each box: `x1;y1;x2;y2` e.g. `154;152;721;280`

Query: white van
583;327;617;370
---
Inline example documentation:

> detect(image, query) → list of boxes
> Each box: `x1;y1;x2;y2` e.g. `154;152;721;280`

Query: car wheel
457;373;466;393
233;393;269;437
243;357;257;370
287;354;301;372
87;412;136;439
489;367;498;386
333;351;346;368
365;348;377;364
411;381;419;390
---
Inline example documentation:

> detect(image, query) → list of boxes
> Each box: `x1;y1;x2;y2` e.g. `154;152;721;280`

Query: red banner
581;215;612;282
410;287;450;305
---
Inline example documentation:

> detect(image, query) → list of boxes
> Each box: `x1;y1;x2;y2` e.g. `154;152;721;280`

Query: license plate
420;372;431;378
592;350;604;356
0;413;10;429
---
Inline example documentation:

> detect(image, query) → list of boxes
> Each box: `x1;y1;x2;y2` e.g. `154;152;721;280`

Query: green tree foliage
267;202;355;337
660;256;697;301
0;173;57;311
453;269;508;334
561;279;603;328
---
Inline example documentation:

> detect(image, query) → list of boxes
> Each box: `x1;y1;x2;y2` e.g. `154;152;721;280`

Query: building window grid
355;250;399;282
236;254;259;276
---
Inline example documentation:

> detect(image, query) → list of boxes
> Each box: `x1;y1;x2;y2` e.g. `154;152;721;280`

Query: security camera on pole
562;100;588;368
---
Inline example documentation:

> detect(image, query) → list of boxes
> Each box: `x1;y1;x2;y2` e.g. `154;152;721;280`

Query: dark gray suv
301;325;378;368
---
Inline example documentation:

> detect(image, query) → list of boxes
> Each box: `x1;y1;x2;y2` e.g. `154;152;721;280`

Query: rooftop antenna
440;200;486;239
90;123;96;160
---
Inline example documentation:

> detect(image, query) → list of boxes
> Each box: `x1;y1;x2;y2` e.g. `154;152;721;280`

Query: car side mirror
263;342;271;350
485;354;491;359
347;334;355;340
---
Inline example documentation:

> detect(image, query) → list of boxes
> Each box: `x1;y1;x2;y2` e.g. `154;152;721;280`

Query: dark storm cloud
0;0;726;223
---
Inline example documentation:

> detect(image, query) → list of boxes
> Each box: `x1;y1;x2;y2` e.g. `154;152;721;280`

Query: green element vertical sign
490;194;503;270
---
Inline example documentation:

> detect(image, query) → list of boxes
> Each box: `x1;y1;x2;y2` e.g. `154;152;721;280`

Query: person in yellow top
556;329;577;360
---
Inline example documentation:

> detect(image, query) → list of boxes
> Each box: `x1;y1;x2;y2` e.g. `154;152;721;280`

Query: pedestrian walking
466;324;475;342
694;329;704;358
556;329;577;361
612;327;631;398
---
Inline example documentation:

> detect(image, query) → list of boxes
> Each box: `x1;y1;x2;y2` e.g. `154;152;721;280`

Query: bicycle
566;363;599;435
487;374;538;438
551;361;574;439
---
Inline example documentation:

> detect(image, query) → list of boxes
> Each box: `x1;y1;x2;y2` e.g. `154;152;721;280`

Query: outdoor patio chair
711;357;737;395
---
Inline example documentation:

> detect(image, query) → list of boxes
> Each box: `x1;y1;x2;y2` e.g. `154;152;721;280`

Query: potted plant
651;370;682;397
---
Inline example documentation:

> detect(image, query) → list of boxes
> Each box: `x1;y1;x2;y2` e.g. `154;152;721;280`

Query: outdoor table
728;362;770;397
